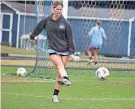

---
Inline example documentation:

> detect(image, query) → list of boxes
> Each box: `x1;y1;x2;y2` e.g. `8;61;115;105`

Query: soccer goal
27;0;135;79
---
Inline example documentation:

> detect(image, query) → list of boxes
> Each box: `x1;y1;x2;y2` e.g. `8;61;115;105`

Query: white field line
1;92;135;101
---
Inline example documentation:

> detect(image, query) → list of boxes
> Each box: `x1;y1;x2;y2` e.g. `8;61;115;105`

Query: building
1;1;50;48
1;1;135;57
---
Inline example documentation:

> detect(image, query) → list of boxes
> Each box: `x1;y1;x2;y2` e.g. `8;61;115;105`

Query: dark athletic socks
63;76;69;80
53;89;59;95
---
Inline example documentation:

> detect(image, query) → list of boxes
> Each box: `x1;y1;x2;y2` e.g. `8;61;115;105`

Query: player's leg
88;45;93;60
50;54;68;77
51;55;70;102
52;72;61;103
50;54;71;85
87;45;93;64
53;55;69;91
93;48;99;65
57;55;71;85
60;55;70;82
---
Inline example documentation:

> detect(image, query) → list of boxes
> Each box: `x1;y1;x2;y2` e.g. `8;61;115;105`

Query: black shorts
49;53;69;56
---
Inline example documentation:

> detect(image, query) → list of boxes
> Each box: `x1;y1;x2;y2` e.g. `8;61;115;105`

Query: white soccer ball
16;67;27;76
73;56;80;61
95;67;110;80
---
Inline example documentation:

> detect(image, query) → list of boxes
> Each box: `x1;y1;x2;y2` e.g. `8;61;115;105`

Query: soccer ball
73;56;80;61
16;67;27;76
95;67;110;80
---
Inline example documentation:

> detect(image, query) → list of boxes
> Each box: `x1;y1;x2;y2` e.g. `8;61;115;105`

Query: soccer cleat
57;78;71;86
52;95;59;103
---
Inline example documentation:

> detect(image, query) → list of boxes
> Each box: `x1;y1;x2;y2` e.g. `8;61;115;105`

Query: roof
2;1;51;16
2;1;135;20
3;1;36;14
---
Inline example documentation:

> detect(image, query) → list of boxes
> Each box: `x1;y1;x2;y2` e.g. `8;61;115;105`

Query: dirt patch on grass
1;77;54;83
1;77;33;83
1;60;35;66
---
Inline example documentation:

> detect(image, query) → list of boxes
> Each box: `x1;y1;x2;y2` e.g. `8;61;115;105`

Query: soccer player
87;20;107;65
29;1;75;103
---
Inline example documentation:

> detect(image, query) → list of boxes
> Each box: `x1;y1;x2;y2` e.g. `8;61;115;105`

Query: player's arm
104;39;107;47
101;28;107;47
66;22;75;55
88;28;94;37
30;18;45;44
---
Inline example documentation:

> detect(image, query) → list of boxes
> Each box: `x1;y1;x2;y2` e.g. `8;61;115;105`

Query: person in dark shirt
30;1;75;103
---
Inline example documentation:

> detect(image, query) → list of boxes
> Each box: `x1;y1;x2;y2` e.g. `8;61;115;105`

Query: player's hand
104;41;107;47
30;39;35;45
69;54;75;60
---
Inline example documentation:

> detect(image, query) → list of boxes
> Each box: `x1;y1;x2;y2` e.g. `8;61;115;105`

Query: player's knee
56;63;63;69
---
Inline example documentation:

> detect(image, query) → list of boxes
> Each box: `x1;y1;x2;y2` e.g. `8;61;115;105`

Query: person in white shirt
87;20;107;65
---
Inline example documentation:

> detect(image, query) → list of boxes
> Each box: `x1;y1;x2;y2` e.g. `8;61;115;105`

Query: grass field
1;66;135;109
1;45;36;56
1;45;135;109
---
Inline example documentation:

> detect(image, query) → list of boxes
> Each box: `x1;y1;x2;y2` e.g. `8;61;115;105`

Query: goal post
28;0;135;79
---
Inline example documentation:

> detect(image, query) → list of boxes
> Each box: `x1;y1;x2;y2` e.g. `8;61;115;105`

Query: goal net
28;0;135;79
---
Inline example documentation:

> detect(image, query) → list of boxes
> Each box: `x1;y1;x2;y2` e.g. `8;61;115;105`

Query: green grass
1;45;36;55
1;39;135;109
1;66;135;109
